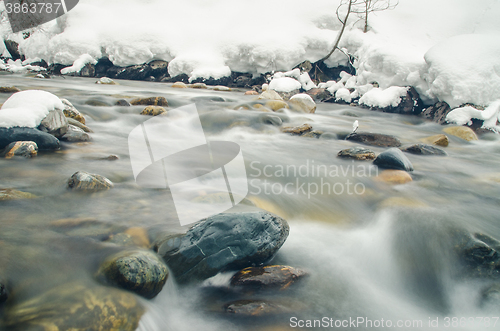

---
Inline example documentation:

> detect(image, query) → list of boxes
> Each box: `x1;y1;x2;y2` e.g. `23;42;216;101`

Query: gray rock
337;147;375;160
96;250;169;299
61;124;92;142
3;141;38;158
230;265;307;290
0;127;60;150
66;118;93;133
373;148;414;171
68;171;114;191
158;211;289;283
223;299;291;316
346;132;402;147
401;144;447;156
421;101;451;124
115;99;131;106
260;114;282;126
38;108;69;138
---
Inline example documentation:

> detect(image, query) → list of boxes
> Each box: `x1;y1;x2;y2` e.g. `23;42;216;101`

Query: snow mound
269;77;302;93
359;86;408;108
0;59;46;73
61;54;97;75
446;100;500;132
424;34;500;108
0;90;64;128
335;88;352;103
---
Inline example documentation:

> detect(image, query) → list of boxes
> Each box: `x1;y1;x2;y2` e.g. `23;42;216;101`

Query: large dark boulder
373;148;414;171
158;211;290;283
0;127;60;150
3;40;21;60
346;132;402;147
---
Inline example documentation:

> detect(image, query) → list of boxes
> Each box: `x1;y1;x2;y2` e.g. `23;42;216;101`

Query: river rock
60;98;86;124
443;126;478;141
61;124;92;142
421;101;451;124
302;130;323;138
130;96;168;106
190;82;207;89
260;114;283;126
281;123;312;136
346;132;402;147
2;282;144;331
479;283;500;308
0;127;60;150
258;89;284;101
213;85;232;91
401;143;447;156
96;77;118;85
223;300;291;316
96;250;168;299
38;108;69;138
230;265;307;290
244;91;259;95
0;188;37;201
288;94;316;113
375;170;413;184
49;217;125;241
158;211;289;283
420;134;449;147
373;148;414;171
337;147;375;160
68;171;114;191
140;106;167;116
169;82;186;88
265;100;289;111
67;117;93;133
0;86;21;93
115;99;131;106
3;141;38;158
454;232;500;279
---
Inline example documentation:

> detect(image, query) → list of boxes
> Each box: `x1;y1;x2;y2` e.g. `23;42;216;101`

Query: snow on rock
61;54;98;75
269;77;302;93
446;100;500;132
0;90;64;128
359;86;408;109
272;69;317;91
0;59;45;73
289;93;316;113
424;34;500;108
335;88;352;103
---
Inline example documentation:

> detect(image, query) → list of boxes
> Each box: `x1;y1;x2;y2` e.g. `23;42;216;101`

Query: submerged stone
0;188;37;201
420;134;449;147
140;106;167;116
68;171;114;191
401;143;447;156
159;211;289;283
346;132;402;147
281;123;312;136
223;300;291;316
61;124;92;142
130;96;168;106
373;148;414;171
230;265;307;290
3;141;38;158
337;147;375;160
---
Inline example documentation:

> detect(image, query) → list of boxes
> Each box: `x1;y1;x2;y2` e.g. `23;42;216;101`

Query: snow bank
0;59;46;73
60;54;97;75
359;86;408;108
446;100;500;132
0;90;64;128
424;34;500;108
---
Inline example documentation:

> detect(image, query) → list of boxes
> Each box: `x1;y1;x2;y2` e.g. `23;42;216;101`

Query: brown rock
124;227;150;248
190;83;207;89
420;134;449;147
130;97;168;106
68;171;114;191
346;132;402;147
140;106;167;116
265;100;289;111
61;98;86;124
244;91;259;95
0;188;37;200
230;265;307;290
171;82;187;88
443;126;478;141
337;147;376;160
375;170;413;184
4;141;38;158
281;123;312;135
0;86;21;93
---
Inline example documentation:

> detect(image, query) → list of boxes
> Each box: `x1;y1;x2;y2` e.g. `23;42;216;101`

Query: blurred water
1;74;500;330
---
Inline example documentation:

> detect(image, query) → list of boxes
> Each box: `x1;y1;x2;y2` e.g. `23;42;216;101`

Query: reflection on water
1;75;500;330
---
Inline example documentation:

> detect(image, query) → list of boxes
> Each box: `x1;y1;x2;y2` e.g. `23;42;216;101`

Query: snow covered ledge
446;100;500;133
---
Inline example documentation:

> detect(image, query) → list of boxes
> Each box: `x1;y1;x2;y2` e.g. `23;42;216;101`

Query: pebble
60;98;86;124
0;188;37;200
0;86;21;93
61;124;92;142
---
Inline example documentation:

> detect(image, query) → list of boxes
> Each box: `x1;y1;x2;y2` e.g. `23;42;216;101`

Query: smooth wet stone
265;100;289;111
223;300;291;316
3;141;38;158
115;99;131;106
455;232;500;279
0;86;21;93
61;98;86;124
85;99;111;107
130;96;168;106
258;90;284;101
190;82;207;89
68;171;114;191
61;124;92;142
96;77;118;85
0;188;36;201
443;126;478;141
420;134;449;147
171;81;188;88
244;90;259;95
281;123;312;136
401;143;447;156
67;117;93;133
319;132;338;140
96;250;168;299
212;85;232;91
301;130;323;138
337;147;375;160
38;108;69;138
0;127;60;150
375;170;413;184
2;282;144;331
230;265;307;290
159;211;289;283
346;132;402;147
140;106;167;116
373;148;414;171
288;94;316;113
260;114;283;126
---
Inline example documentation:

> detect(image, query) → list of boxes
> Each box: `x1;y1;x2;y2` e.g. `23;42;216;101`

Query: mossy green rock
1;282;144;331
97;250;168;299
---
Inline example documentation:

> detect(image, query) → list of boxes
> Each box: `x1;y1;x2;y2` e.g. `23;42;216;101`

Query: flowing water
1;73;500;330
